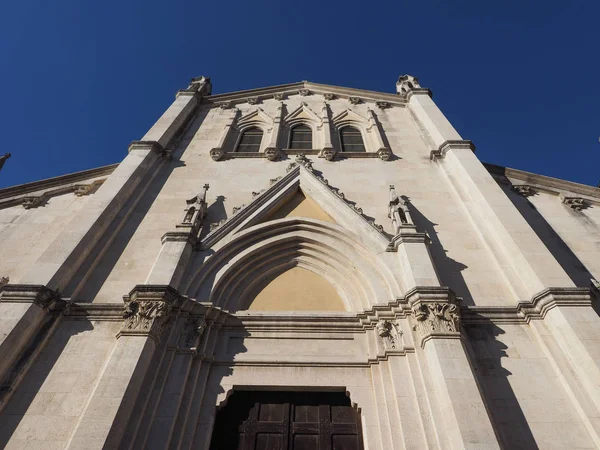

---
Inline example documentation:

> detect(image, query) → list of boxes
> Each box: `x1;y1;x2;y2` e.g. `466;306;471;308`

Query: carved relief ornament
121;300;172;341
376;319;403;350
411;301;460;347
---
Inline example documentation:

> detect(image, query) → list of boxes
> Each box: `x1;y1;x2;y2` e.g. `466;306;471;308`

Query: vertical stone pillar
210;107;239;161
408;289;500;449
0;77;210;390
319;102;336;160
398;74;573;299
264;101;284;162
66;286;180;450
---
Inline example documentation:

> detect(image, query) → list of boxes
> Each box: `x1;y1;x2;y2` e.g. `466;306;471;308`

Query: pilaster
66;285;182;449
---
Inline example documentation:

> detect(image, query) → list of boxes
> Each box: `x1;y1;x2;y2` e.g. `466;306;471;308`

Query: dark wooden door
210;391;364;450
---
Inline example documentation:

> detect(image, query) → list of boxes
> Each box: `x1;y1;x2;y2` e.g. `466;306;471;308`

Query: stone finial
388;186;412;233
186;76;212;95
182;184;209;231
0;153;11;172
396;74;421;94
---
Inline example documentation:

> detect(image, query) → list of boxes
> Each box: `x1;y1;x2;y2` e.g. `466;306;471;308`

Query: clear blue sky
1;0;598;188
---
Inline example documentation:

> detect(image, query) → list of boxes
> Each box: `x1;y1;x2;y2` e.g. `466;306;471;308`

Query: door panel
210;391;364;450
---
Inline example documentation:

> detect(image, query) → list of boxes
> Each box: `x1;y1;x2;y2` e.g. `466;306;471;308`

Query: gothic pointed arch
284;102;322;149
231;108;275;153
183;217;400;312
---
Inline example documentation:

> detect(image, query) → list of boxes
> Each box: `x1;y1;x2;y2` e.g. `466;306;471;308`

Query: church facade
0;75;600;449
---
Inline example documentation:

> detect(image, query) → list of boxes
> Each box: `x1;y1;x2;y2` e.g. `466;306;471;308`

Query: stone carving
376;320;403;350
181;317;207;348
298;89;310;96
319;147;337;161
348;97;361;105
511;185;536;197
287;153;314;172
186;76;211;94
412;302;460;346
273;93;285;100
377;148;392;161
210;148;225;161
388;185;413;233
0;276;8;288
218;101;232;109
122;300;172;339
269;176;282;185
22;196;46;209
264;147;281;161
73;184;94;197
562;196;587;211
252;189;265;198
376;101;391;109
247;97;259;105
182;184;209;231
232;205;245;215
323;93;336;100
397;74;421;94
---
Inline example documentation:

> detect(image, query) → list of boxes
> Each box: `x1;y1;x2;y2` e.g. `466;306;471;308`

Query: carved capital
319;147;337;161
119;285;180;342
210;148;225;161
264;147;282;161
411;301;461;347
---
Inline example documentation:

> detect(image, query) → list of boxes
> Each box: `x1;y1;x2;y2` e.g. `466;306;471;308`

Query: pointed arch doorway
209;390;365;450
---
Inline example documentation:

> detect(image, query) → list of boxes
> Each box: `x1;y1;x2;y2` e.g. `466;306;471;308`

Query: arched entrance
210;390;364;450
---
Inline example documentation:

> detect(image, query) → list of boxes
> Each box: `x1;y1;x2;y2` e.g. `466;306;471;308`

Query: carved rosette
411;301;460;347
264;147;281;161
210;148;224;161
121;300;172;341
377;148;392;161
319;147;337;161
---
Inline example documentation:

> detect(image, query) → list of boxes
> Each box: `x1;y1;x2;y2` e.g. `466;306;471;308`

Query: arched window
289;124;312;150
237;127;263;152
340;126;365;152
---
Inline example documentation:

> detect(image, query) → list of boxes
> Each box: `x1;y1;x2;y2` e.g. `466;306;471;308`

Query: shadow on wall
199;195;228;241
407;201;474;306
505;189;595;288
464;319;539;450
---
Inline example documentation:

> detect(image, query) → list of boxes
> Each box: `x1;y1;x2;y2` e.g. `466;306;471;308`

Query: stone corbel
406;288;461;347
323;93;336;100
247;97;259;105
273;93;285;101
319;147;337;161
264;147;281;161
512;185;536;197
377;148;392;161
560;194;588;211
73;180;103;197
118;285;181;342
348;97;361;105
218;101;233;109
376;101;391;109
22;195;47;209
376;319;404;351
298;89;311;96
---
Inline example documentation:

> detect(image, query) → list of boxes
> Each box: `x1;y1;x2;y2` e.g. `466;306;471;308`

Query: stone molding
161;231;198;246
430;140;476;161
214;149;387;161
0;284;65;311
461;287;593;324
128;140;165;155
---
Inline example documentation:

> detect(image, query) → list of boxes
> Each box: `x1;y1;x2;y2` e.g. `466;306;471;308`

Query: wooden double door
210;390;364;450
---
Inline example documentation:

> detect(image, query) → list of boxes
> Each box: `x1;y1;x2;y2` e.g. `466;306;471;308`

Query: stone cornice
0;284;66;311
0;164;116;201
461;287;593;324
486;162;600;203
405;88;433;101
202;81;406;108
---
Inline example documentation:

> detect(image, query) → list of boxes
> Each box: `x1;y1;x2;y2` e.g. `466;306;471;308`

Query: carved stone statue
388;185;412;233
182;184;209;232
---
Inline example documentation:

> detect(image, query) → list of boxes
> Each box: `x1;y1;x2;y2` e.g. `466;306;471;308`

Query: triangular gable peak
284;102;322;128
332;108;370;129
235;107;274;132
201;155;390;253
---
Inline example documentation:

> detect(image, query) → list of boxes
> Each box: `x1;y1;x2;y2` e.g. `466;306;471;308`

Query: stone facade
0;75;599;449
